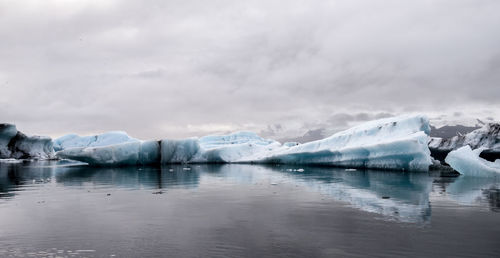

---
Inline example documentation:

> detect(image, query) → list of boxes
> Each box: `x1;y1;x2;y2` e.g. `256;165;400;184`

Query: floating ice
55;115;433;171
254;114;432;171
429;123;500;162
0;123;54;159
445;145;500;177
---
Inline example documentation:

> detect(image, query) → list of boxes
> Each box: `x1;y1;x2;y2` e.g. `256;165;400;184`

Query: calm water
0;161;499;257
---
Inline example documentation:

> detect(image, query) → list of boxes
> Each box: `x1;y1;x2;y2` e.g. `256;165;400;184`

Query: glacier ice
160;138;200;163
429;123;500;162
57;132;281;165
252;114;432;171
0;123;54;159
445;145;500;177
191;132;282;163
55;115;433;171
0;124;17;158
9;133;54;159
53;131;139;151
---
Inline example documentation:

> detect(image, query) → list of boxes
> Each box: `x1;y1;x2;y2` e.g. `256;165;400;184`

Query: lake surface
0;161;499;257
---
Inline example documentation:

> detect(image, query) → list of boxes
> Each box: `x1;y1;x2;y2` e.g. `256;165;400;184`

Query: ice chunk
253;114;432;171
445;145;500;177
9;132;55;159
1;124;54;159
53;131;139;151
54;115;433;170
429;123;500;162
60;131;282;166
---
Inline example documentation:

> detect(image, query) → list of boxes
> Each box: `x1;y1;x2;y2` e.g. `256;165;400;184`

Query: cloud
0;0;499;139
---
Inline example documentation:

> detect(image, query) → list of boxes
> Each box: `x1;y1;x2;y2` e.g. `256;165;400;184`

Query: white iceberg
0;123;54;159
252;114;432;171
55;115;433;171
429;123;500;150
53;131;139;151
445;145;500;177
57;132;281;165
429;123;500;162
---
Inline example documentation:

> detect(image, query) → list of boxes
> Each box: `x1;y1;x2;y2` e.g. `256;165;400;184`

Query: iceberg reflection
208;165;433;223
445;175;500;211
2;161;499;223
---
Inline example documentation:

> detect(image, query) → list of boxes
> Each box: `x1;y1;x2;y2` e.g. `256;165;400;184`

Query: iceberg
253;114;432;171
445;145;500;177
0;123;54;159
53;131;139;151
55;115;433;171
57;132;281;165
429;123;500;162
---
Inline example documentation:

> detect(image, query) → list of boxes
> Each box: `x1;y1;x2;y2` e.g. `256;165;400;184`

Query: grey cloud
0;0;499;139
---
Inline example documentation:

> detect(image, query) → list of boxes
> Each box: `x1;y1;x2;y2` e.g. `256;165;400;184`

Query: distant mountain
429;125;480;139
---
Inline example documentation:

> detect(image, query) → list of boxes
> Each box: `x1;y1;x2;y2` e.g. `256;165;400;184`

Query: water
0;161;499;257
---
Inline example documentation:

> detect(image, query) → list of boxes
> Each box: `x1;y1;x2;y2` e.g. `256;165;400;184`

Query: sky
1;0;499;140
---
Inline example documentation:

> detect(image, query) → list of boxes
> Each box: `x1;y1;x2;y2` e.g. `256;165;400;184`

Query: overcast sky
1;0;499;140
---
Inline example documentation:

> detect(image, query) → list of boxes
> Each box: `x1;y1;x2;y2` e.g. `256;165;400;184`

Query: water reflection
445;176;500;211
0;161;54;199
1;161;499;223
267;166;433;223
54;165;200;190
207;165;433;223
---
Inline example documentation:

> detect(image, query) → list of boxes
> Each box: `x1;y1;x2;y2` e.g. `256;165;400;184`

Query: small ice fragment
183;167;191;170
296;168;304;172
345;168;357;171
